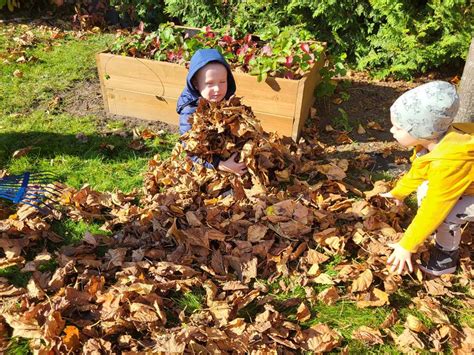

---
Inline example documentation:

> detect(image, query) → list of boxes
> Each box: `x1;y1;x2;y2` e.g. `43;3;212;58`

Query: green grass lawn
0;25;178;193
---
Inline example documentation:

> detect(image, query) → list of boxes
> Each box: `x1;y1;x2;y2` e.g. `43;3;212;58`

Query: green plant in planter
110;23;326;82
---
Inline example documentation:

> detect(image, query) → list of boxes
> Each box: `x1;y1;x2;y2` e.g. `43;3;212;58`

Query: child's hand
387;242;413;274
218;152;247;176
380;192;403;206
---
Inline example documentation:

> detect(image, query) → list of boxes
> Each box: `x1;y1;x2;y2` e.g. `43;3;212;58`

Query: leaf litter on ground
0;96;472;353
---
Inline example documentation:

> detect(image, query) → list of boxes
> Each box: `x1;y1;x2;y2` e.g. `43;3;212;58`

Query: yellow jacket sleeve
389;165;426;200
398;161;473;252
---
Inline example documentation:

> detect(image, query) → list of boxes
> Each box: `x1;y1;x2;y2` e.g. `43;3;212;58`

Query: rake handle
13;172;29;204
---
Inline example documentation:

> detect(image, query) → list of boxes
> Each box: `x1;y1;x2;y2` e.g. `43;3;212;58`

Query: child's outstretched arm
397;163;472;253
386;162;472;274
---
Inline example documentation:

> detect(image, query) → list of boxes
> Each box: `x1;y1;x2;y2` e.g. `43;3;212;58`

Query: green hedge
162;0;472;79
3;0;472;79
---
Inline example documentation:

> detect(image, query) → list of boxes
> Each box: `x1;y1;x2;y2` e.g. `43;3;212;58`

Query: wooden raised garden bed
96;51;324;141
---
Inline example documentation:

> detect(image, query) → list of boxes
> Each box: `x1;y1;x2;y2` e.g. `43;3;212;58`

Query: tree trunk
454;38;474;123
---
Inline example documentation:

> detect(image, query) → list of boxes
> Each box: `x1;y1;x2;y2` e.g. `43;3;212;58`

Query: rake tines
0;172;64;214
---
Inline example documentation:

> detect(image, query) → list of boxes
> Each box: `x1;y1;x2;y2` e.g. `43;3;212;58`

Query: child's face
390;116;420;147
194;63;228;102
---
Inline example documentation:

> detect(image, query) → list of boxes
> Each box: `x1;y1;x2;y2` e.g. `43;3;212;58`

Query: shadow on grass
0;131;177;165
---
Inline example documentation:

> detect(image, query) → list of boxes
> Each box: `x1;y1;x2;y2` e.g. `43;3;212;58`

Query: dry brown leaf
395;328;425;351
298;323;341;352
406;314;428;333
313;273;334;285
317;286;340;305
306;249;330;265
356;288;389;308
12;146;32;158
352;326;384;345
351;269;373;293
296;302;311;322
62;325;80;351
364;180;391;199
367;121;384;131
380;308;398;329
454;325;474;354
13;69;23;78
3;313;42;339
413;296;450;325
316;163;347;180
44;311;65;340
247;224;268;243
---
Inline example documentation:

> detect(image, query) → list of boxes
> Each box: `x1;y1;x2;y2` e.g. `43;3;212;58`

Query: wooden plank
99;53;188;83
291;55;325;140
254;112;294;137
105;88;178;126
103;75;184;99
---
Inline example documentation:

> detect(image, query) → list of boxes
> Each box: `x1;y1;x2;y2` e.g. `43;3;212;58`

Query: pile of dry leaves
0;98;472;353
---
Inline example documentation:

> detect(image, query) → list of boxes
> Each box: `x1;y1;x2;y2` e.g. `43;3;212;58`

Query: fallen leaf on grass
380;308;398;329
413;296;450;325
296;302;311;322
352;326;384;345
13;69;23;78
357;124;366;134
297;323;341;352
128;140;145;151
394;328;425;351
12;146;32;158
406;314;428;333
356;288;389;308
351;269;373;292
317;286;339;305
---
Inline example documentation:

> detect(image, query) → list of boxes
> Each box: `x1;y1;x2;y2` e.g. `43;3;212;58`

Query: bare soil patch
60;79;180;134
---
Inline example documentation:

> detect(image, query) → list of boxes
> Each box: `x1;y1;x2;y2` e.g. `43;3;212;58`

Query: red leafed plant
110;22;326;82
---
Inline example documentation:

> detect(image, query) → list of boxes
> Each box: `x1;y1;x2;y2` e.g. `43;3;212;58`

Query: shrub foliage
163;0;472;78
3;0;471;78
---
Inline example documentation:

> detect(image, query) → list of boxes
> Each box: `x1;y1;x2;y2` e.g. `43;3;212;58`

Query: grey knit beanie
390;81;459;139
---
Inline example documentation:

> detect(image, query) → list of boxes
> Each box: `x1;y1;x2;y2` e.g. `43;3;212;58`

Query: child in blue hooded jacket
176;49;247;176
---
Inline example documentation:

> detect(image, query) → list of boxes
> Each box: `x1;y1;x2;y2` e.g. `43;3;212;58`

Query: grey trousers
417;181;474;251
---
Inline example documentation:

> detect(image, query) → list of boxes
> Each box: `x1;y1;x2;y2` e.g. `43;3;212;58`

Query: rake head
0;172;64;214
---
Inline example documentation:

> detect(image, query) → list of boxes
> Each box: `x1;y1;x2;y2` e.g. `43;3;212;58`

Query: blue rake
0;172;63;213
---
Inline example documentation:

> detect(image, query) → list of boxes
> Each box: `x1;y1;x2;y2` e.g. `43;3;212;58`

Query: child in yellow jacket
381;81;474;276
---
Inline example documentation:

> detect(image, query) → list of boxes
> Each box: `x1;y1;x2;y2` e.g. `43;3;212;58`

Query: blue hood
176;48;236;114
